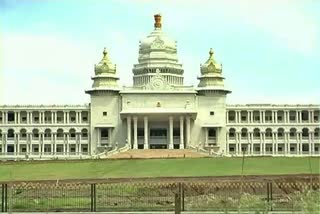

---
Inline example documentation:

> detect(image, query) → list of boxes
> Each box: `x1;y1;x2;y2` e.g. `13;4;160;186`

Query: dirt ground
4;173;319;185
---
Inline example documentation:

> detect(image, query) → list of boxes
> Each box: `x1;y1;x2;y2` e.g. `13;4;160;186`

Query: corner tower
132;14;184;88
195;49;231;155
86;48;121;155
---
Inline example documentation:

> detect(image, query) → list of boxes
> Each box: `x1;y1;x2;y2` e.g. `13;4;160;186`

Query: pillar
144;116;148;149
127;116;131;147
179;116;184;149
186;116;191;148
169;116;174;149
133;116;138;149
108;128;112;146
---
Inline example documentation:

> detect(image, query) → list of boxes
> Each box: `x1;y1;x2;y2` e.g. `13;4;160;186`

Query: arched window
253;128;260;139
81;128;88;139
69;128;76;139
32;129;39;139
44;129;51;139
277;128;284;139
229;128;236;139
241;128;247;139
20;129;27;140
265;128;272;139
8;129;15;139
302;128;309;139
289;128;296;139
57;128;64;140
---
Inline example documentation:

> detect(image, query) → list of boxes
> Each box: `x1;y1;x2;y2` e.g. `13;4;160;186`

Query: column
28;133;32;155
169;116;174;149
63;112;66;123
296;132;300;155
133;116;138;149
76;112;79;124
226;111;229;123
66;133;70;155
17;112;20;124
66;112;69;124
16;133;20;155
296;111;299;123
179;116;184;149
247;111;250;123
308;131;312;155
235;111;239;123
311;132;315;155
51;112;54;124
51;133;54;155
108;128;112;146
127;116;131;147
79;111;82;124
186;116;191;148
144;116;148;149
226;131;229;155
205;128;208;146
260;132;263;155
259;111;263;123
78;133;82;155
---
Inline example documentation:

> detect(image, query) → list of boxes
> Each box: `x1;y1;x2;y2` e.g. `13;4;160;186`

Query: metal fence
0;179;319;213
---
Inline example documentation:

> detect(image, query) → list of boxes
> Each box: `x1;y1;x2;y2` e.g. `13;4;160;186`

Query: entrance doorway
149;128;167;149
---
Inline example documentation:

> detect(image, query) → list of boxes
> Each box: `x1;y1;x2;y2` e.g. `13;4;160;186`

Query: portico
122;112;195;150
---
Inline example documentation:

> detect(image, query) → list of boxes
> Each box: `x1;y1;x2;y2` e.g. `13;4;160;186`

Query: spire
103;47;107;57
209;48;214;58
154;14;162;29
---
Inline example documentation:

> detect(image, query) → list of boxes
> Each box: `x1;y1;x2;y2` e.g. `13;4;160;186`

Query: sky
0;0;319;105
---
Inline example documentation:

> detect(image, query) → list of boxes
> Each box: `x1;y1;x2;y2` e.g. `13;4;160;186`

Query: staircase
106;149;209;159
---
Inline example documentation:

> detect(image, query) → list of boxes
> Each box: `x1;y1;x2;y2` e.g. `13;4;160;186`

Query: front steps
106;149;209;159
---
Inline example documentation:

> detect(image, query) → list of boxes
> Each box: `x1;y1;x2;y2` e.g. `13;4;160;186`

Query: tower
195;49;231;154
86;48;121;154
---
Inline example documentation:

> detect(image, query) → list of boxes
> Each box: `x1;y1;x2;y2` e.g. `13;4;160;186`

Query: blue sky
0;0;319;104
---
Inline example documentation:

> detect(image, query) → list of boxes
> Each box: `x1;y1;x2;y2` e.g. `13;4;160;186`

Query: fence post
1;184;4;213
90;184;94;212
174;193;181;214
270;182;273;211
90;184;96;212
181;183;185;211
93;183;96;212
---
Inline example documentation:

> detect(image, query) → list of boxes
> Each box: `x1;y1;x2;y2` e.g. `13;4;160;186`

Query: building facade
0;14;319;159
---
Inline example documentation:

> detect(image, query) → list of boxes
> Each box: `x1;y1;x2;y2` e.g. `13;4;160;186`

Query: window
71;117;76;122
290;147;295;152
241;116;247;121
7;112;15;122
278;146;282;152
277;116;283;121
254;116;260;121
173;128;180;136
82;117;88;121
137;128;144;137
289;115;295;121
210;111;214;116
103;112;107;116
34;117;39;122
150;129;167;137
22;117;27;122
208;129;216;137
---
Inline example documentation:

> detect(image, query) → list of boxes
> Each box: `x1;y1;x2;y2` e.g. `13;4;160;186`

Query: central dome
132;14;184;88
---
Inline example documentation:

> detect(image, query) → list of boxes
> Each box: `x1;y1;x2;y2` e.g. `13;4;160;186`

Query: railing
0;179;318;213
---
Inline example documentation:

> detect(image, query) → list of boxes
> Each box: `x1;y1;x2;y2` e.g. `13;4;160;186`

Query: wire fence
1;179;319;213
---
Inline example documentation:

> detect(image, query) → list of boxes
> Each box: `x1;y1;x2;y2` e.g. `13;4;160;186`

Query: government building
0;15;319;159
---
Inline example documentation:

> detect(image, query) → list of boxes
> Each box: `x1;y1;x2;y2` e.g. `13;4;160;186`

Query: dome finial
154;14;162;29
209;48;214;58
103;47;107;57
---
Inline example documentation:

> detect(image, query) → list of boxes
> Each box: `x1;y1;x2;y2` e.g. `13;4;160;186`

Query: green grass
0;157;319;182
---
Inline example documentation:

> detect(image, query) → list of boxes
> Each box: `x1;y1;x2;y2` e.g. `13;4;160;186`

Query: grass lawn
0;157;319;182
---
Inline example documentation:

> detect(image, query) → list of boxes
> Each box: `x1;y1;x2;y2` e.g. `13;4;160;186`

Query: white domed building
0;14;319;159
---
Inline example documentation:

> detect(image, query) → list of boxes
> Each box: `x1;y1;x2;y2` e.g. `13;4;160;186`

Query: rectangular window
103;112;107;116
210;111;214;116
277;116;283;121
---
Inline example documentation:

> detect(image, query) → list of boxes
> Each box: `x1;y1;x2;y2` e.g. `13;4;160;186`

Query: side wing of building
0;105;91;159
226;104;320;156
